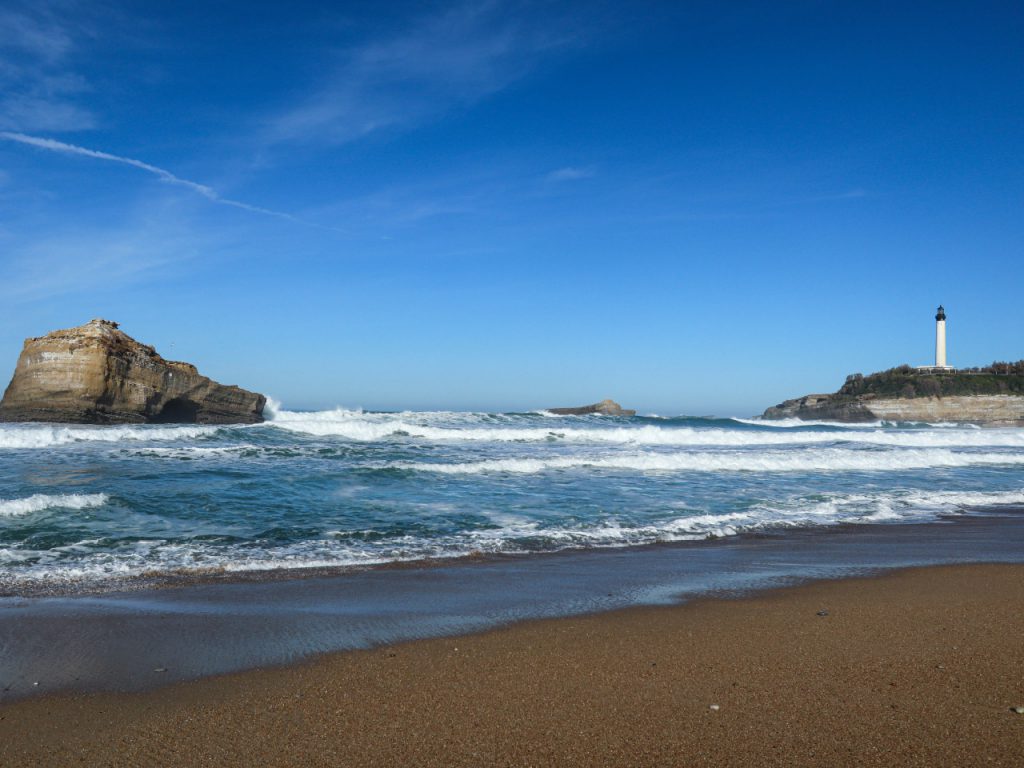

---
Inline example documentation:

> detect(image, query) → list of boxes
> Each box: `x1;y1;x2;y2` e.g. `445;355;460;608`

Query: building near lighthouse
917;305;956;373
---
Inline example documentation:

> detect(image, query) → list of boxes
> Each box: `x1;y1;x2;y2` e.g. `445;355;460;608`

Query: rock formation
762;394;875;422
763;393;1024;425
763;364;1024;425
548;399;636;417
0;319;266;424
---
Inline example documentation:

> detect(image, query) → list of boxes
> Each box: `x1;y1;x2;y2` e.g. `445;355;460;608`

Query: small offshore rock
547;399;636;417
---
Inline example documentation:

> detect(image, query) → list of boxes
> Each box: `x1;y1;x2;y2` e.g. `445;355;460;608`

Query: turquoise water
2;405;1024;594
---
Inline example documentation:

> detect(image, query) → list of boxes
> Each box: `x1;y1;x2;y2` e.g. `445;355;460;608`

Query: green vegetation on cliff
839;362;1024;399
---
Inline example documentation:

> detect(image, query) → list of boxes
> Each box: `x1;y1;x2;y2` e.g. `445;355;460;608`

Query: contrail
0;131;309;225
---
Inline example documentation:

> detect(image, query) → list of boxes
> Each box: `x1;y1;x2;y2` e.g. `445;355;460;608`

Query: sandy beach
3;2;1022;766
2;562;1022;766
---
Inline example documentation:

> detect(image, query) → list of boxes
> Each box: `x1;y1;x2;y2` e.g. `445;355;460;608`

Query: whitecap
0;424;220;449
0;493;109;517
397;448;1024;475
260;409;1024;449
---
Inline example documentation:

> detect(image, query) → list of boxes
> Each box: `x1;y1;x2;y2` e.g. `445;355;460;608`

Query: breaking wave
1;407;1016;451
0;493;109;518
399;448;1024;474
0;424;220;449
2;488;1022;586
263;409;1024;448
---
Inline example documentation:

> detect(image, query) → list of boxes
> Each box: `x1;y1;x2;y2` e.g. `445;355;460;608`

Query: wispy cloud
0;131;312;224
0;4;74;61
266;2;587;146
546;166;595;183
0;218;208;304
0;3;96;131
300;156;540;232
310;185;483;231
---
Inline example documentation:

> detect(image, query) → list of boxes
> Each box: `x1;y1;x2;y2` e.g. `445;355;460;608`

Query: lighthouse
917;305;955;372
935;305;947;367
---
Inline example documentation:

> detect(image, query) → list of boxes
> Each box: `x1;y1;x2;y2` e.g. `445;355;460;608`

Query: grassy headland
838;362;1024;400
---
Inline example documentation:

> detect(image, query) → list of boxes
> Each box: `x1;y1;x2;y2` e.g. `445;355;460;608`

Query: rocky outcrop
762;394;876;422
764;364;1024;425
548;399;636;417
763;393;1024;425
0;319;266;424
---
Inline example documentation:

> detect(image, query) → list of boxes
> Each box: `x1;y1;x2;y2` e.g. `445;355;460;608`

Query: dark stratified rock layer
0;319;266;424
548;399;636;417
761;394;876;422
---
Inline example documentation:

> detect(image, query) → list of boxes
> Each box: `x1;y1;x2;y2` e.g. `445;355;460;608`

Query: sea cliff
763;364;1024;425
763;393;1024;425
0;319;265;424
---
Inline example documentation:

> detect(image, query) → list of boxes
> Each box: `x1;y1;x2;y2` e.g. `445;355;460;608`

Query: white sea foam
0;424;220;449
262;409;1024;448
0;493;109;517
4;488;1022;585
398;448;1024;475
730;417;890;429
744;489;1024;528
132;445;260;458
262;396;282;420
732;416;987;430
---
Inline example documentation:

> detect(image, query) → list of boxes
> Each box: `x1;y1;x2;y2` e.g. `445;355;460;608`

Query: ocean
3;403;1024;596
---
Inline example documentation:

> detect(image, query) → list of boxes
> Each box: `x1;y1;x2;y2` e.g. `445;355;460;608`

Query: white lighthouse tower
935;305;948;368
919;305;955;372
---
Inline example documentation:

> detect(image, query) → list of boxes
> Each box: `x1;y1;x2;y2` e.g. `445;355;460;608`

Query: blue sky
1;1;1021;414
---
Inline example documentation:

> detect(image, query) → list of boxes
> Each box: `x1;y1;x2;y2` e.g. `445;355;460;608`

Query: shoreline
3;562;1023;766
2;507;1024;705
0;519;966;600
3;503;1024;600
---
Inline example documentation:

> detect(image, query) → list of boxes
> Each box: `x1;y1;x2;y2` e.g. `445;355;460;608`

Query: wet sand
5;510;1024;702
2;562;1022;766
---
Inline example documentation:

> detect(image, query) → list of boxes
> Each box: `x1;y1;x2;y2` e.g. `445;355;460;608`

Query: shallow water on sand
2;511;1024;700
